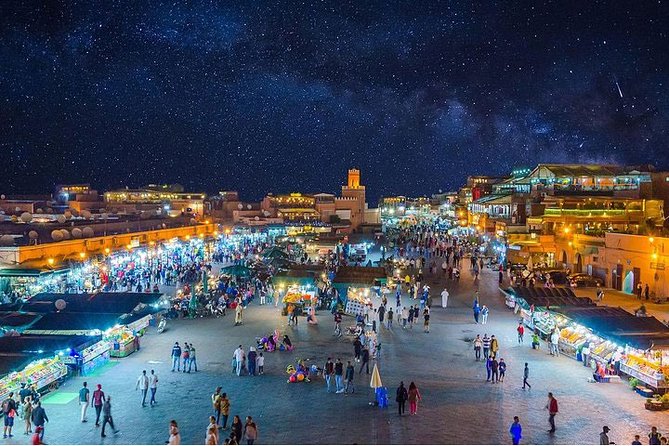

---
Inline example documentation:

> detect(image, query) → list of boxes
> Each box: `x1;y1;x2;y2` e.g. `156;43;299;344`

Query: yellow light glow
563;227;570;234
652;253;658;260
185;235;191;240
79;252;86;259
104;248;110;254
649;237;655;243
568;242;573;247
47;258;55;265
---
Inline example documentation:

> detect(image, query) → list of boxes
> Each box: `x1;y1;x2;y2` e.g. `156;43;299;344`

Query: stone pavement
3;266;668;445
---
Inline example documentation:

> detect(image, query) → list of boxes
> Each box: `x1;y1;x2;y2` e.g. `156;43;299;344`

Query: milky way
1;1;668;201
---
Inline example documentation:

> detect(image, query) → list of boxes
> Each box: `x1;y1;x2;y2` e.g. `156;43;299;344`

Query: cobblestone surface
3;265;667;445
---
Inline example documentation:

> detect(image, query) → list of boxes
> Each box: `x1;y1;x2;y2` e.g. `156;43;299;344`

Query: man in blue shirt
171;342;182;372
510;416;522;445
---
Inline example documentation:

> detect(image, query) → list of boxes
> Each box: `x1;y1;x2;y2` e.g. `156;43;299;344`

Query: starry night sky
1;1;668;202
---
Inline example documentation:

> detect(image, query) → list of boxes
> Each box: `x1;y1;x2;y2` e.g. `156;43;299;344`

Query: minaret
341;168;366;228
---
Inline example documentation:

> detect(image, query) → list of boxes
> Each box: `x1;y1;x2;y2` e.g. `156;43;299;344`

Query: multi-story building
104;184;206;217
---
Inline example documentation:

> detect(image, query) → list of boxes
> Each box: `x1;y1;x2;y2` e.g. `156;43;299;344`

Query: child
257;353;265;375
376;343;382;358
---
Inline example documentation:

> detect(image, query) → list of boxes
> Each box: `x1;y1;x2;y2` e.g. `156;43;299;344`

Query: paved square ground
3;266;666;445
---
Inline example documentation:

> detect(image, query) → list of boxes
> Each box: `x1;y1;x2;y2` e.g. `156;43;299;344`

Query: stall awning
0;268;70;277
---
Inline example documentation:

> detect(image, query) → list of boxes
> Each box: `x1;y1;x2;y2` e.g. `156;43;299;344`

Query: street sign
650;262;665;270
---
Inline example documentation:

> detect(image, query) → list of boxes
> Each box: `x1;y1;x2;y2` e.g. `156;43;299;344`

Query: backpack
1;399;9;414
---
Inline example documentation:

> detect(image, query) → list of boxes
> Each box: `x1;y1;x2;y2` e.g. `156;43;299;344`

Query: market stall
282;286;317;317
0;356;67;402
105;326;136;358
0;334;101;401
344;287;372;317
68;339;111;376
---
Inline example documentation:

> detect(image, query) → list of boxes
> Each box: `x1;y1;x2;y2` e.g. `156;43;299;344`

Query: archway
561;250;567;266
575;253;583;273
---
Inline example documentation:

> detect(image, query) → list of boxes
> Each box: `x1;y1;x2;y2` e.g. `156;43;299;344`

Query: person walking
490;335;499;358
230;416;242;444
499;358;507;383
206;425;217;445
22;396;32;436
550;329;559;356
324;358;334;393
182;343;190;373
600;426;612;445
387;308;394;329
522;363;531;389
359;347;370;375
353;337;362;362
486;356;493;382
408;382;421;415
212;387;223;425
188;344;198;372
509;416;522;445
2;392;17;439
100;395;119;438
517;323;524;344
481;305;489;324
423;308;430;333
233;345;244;377
219;393;230;430
243;416;257;445
79;382;90;422
171;342;182;372
482;334;491;359
92;384;105;426
396;381;408;416
136;370;149;407
257;353;264;375
168;420;181;445
149;370;158;406
649;427;662;445
473;299;480;323
30;402;48;442
474;335;482;361
247;347;257;376
546;392;558;433
345;361;355;394
334;359;344;393
491;357;499;383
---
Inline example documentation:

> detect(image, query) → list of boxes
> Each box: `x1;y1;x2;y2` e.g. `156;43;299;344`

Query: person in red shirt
546;392;558;433
517;323;525;344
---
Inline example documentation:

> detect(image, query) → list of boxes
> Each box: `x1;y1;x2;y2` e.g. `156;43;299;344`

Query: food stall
60;339;111;376
105;326;136;358
281;286;317;316
0;356;67;402
0;334;102;401
617;335;669;391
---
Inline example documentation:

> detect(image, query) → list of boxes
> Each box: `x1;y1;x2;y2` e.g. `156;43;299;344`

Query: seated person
531;333;540;350
283;334;293;350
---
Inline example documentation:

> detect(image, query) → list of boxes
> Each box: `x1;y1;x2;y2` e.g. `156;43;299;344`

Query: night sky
1;1;668;202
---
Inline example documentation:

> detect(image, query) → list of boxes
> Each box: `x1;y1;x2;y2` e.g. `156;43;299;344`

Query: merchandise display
105;327;136;358
0;357;67;402
620;352;669;389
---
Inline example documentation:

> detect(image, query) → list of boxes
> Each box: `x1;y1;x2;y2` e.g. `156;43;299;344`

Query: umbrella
370;363;383;389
